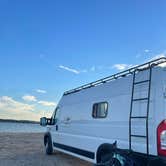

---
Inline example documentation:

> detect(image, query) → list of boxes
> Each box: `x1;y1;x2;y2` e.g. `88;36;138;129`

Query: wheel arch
96;141;117;163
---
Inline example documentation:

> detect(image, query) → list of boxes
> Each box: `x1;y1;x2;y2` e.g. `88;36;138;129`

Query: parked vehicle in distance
40;58;166;166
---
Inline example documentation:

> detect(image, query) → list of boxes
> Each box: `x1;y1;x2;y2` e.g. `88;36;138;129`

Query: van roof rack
64;57;166;96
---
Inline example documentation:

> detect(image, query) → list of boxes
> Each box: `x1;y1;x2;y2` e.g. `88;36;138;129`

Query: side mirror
40;117;47;126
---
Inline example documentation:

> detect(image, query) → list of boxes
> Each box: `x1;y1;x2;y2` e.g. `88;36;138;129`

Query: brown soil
0;133;92;166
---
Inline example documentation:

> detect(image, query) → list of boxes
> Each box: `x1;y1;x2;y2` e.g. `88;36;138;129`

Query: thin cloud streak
144;49;150;53
36;89;47;94
112;64;133;71
59;65;80;74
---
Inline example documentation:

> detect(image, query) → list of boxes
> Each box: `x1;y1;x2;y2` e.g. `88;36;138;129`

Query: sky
0;0;166;121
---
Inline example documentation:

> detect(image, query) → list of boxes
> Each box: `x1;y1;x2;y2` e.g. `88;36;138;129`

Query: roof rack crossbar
63;57;166;96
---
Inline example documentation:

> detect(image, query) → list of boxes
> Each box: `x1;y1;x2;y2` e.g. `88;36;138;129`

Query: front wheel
45;136;53;155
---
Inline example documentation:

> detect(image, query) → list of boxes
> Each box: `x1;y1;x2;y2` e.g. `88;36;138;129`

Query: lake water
0;122;46;133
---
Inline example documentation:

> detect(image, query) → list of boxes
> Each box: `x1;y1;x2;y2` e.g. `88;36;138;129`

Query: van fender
96;143;146;166
96;141;117;163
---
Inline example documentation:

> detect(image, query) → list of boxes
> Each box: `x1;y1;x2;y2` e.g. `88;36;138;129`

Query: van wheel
45;136;53;155
101;152;140;166
111;158;121;166
100;153;121;166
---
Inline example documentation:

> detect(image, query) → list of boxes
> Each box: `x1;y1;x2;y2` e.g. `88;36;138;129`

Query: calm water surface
0;122;45;133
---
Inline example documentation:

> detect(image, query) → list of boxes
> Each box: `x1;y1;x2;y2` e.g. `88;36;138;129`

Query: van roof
64;57;166;96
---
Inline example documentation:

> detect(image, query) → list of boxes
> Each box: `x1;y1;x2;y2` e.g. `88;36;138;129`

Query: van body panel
45;65;166;164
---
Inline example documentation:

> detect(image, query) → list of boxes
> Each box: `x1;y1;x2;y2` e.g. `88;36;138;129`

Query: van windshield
52;107;60;120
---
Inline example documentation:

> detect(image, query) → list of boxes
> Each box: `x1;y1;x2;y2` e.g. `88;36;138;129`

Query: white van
40;58;166;166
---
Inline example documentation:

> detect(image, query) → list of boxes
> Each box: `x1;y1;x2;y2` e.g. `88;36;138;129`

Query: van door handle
56;125;58;131
64;117;71;124
66;117;71;121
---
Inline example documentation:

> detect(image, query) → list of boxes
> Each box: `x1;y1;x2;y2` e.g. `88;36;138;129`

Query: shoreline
0;119;39;124
0;121;44;133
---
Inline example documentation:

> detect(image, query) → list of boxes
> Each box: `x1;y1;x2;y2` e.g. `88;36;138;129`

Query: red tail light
157;120;166;156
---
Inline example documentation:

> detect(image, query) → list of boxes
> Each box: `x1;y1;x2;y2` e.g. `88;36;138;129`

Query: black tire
100;153;121;166
45;136;53;155
111;158;121;166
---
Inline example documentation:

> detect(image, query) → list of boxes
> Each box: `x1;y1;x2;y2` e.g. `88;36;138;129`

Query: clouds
59;65;98;74
149;53;165;61
36;89;47;94
0;96;34;112
136;49;166;60
38;101;56;107
59;65;80;74
59;64;135;73
58;52;166;75
22;94;56;107
22;95;37;102
0;96;38;121
58;64;122;74
59;65;99;74
112;52;166;72
149;53;166;67
0;90;57;121
0;95;55;121
144;49;150;53
59;65;89;74
112;64;133;71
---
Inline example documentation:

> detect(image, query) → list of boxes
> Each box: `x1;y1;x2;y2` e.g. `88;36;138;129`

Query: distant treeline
0;119;39;124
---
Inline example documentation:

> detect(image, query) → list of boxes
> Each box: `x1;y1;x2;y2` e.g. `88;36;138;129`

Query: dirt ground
0;133;92;166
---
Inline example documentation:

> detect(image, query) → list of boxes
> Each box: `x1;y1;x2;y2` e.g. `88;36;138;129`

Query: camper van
40;58;166;166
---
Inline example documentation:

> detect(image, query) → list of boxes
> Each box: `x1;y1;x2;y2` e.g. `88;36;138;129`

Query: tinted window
92;102;108;118
50;107;60;125
53;107;60;119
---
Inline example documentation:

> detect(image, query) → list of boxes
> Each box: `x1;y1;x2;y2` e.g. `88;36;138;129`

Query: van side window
92;102;108;118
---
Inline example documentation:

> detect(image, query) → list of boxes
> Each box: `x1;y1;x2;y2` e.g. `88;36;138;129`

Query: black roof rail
63;57;166;96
